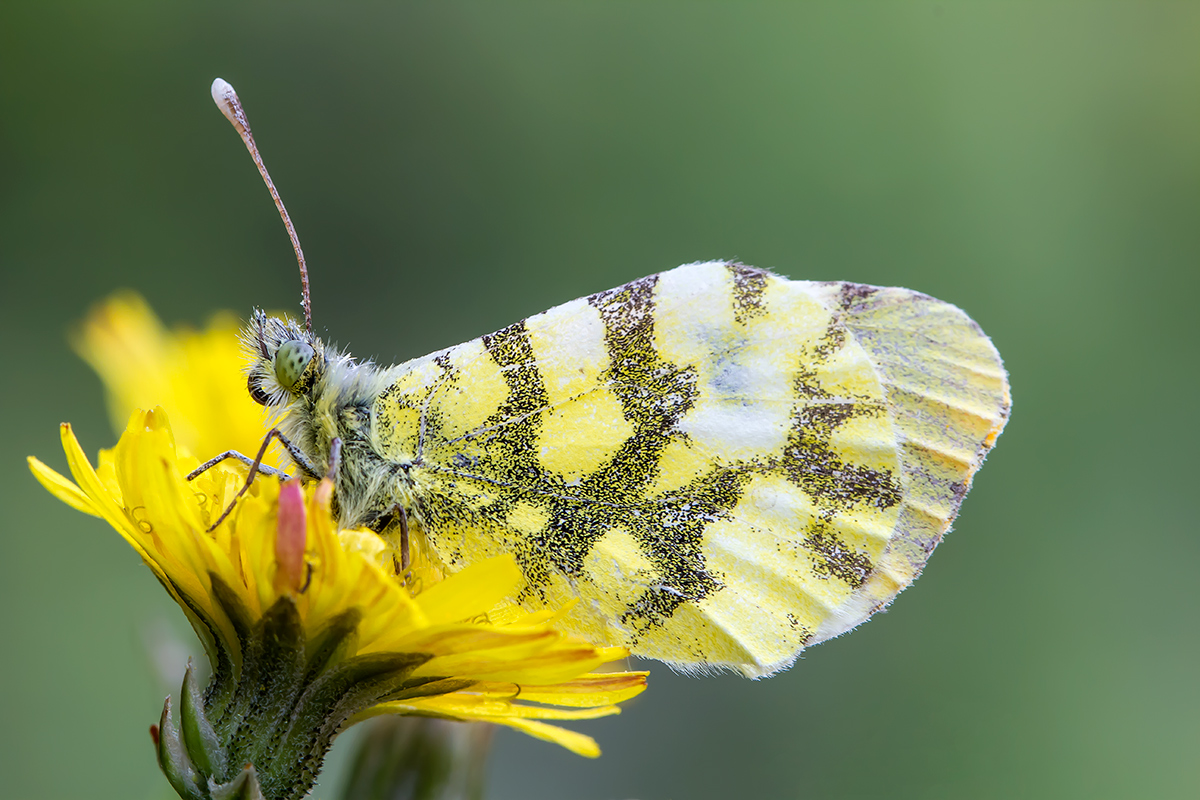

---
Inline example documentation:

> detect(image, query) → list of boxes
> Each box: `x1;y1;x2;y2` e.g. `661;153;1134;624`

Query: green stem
340;717;494;800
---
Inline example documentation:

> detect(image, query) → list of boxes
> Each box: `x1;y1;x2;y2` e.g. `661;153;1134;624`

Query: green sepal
302;609;362;680
379;677;477;705
215;597;308;774
155;573;239;718
181;660;228;780
205;572;257;725
209;764;265;800
156;696;206;800
156;581;445;800
271;650;432;792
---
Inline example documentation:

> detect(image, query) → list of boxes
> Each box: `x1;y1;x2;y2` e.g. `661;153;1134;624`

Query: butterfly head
245;309;326;407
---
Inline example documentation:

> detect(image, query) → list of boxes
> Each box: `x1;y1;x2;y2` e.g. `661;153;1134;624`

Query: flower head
31;411;645;797
31;294;647;799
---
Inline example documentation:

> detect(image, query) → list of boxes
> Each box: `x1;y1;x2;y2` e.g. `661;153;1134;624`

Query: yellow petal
419;641;612;684
593;646;629;663
60;422;127;524
356;698;606;756
27;456;99;517
389;621;552;656
485;605;550;627
393;693;620;722
414;555;522;625
492;719;601;758
339;529;386;560
475;672;648;707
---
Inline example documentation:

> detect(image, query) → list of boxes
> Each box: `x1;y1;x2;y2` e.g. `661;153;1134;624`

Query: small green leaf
209;764;266;800
156;696;206;800
181;661;228;781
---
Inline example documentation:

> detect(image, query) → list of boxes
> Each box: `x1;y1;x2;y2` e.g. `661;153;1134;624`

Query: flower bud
274;479;307;594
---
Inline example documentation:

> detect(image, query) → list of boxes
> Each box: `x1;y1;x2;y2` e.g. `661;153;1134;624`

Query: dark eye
247;374;271;406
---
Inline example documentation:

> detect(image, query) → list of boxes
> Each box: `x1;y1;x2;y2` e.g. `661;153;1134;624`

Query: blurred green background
2;2;1197;798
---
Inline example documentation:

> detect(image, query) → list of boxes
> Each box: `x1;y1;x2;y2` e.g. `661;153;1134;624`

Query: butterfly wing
375;261;1009;676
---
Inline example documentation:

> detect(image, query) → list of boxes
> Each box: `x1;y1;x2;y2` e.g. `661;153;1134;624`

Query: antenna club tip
210;77;311;327
210;78;239;124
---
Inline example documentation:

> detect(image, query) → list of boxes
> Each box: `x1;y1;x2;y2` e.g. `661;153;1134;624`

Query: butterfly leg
394;505;418;591
186;451;290;480
193;428;320;532
397;504;411;572
374;503;412;578
187;432;321;482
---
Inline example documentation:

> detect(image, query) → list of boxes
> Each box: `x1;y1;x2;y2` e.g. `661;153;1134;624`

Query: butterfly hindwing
369;261;1010;676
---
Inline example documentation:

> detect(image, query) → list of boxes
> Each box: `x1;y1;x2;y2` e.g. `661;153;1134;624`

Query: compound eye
247;374;272;406
274;339;315;391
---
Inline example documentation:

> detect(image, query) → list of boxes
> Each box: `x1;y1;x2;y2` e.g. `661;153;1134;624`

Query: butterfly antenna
211;78;313;333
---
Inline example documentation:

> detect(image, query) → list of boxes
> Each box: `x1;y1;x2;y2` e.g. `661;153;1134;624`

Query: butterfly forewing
369;261;1009;676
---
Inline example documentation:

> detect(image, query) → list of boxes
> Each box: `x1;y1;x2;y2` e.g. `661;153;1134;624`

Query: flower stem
340;717;494;800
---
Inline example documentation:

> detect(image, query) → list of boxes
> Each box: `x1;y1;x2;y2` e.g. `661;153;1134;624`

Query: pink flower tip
275;479;307;594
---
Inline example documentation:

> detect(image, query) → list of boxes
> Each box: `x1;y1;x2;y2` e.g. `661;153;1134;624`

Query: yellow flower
30;293;647;798
72;292;279;466
30;411;644;796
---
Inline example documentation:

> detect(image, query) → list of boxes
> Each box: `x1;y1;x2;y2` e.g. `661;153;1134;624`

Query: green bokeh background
2;3;1197;798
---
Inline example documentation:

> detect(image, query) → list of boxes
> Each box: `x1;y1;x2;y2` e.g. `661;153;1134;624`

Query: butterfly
205;79;1010;678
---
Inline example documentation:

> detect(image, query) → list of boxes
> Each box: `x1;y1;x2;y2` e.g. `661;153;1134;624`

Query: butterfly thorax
244;311;425;535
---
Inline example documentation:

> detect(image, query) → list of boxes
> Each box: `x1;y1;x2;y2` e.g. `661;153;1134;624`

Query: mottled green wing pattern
370;261;1009;676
